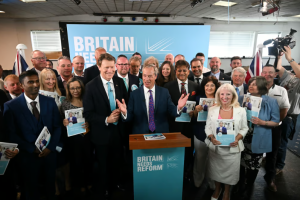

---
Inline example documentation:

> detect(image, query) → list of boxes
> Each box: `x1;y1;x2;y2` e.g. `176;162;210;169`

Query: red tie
181;83;187;96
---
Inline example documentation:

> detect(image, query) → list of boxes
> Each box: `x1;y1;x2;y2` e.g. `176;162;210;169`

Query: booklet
144;133;166;140
242;94;262;121
197;98;216;121
65;108;86;137
219;80;231;85
39;90;65;107
175;101;196;122
0;142;18;175
35;126;51;152
215;119;235;146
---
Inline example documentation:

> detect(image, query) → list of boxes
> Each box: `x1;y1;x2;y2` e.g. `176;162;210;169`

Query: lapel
154;85;160;114
19;94;37;130
187;80;194;100
219;73;225;80
96;76;110;107
113;77;121;103
174;80;181;100
233;106;241;120
39;95;47;126
140;86;147;117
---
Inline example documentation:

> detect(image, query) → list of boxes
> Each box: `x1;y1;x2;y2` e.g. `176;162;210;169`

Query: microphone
263;39;274;45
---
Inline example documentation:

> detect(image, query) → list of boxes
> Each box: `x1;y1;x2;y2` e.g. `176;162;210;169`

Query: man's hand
188;111;194;117
34;148;40;154
63;119;69;127
82;122;89;129
107;109;121;124
178;94;190;111
4;149;19;159
282;46;292;61
116;99;127;115
195;105;203;112
39;148;51;158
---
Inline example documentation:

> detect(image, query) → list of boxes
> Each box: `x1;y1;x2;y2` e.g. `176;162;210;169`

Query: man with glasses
115;55;139;96
29;50;59;77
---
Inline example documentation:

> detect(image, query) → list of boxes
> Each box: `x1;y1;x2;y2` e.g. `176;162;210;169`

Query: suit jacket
84;65;99;84
243;102;252;110
114;72;140;96
6;93;12;101
29;67;59;77
124;85;179;134
0;89;9;112
233;83;248;95
3;94;61;153
57;76;84;96
203;71;231;81
68;116;77;124
164;80;199;136
225;71;232;77
216;127;227;134
83;76;128;145
205;106;248;153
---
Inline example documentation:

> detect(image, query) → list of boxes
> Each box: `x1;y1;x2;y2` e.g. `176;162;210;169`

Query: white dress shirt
24;93;40;114
117;72;129;88
100;75;116;125
211;71;220;79
233;84;244;96
194;74;203;84
177;78;188;94
10;93;18;99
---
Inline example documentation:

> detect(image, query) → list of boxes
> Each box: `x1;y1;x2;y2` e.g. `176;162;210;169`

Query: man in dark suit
225;56;242;77
117;64;189;134
203;57;231;81
216;122;227;134
232;67;248;96
83;53;128;199
3;74;22;100
29;50;58;77
56;56;84;96
164;60;199;177
46;59;59;77
188;58;203;85
115;55;139;96
129;56;143;86
3;70;61;200
0;89;8;111
243;97;252;110
84;47;106;84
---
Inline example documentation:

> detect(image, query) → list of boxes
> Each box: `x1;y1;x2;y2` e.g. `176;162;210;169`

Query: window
208;32;255;58
31;30;62;52
256;32;282;57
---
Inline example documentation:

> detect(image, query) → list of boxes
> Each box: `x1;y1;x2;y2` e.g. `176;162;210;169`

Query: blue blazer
238;95;280;153
125;85;179;134
68;116;77;124
3;94;61;153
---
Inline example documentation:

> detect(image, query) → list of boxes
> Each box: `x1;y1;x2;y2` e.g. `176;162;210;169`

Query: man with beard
203;57;231;80
188;58;203;85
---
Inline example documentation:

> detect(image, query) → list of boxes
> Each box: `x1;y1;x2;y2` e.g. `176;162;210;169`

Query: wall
0;15;300;73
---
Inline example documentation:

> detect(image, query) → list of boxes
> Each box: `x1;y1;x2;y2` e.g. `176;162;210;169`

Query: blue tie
235;87;240;97
122;78;128;91
148;90;155;132
107;82;118;125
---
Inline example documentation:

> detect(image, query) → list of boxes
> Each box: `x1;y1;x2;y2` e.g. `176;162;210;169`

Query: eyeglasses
70;87;81;91
117;63;129;67
32;57;46;61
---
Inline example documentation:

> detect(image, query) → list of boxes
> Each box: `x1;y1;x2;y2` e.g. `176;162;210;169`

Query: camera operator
276;45;300;175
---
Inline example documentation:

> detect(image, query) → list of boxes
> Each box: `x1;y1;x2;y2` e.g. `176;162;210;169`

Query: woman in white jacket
205;84;248;200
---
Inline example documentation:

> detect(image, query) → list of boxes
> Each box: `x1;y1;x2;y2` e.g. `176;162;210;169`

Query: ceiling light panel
213;1;237;7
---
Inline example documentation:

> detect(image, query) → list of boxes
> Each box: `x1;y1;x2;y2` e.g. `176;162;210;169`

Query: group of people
0;45;299;200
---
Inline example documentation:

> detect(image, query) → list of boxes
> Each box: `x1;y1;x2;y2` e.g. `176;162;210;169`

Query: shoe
276;168;283;175
266;181;277;192
211;188;222;200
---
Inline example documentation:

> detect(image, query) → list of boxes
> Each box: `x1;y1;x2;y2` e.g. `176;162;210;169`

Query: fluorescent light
213;1;237;7
20;0;47;2
0;11;5;13
292;15;300;17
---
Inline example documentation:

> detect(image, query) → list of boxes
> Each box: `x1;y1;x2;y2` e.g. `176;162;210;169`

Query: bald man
165;53;174;65
203;57;231;80
84;47;106;84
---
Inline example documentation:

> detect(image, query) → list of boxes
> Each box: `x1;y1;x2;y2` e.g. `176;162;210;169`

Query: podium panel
129;133;191;200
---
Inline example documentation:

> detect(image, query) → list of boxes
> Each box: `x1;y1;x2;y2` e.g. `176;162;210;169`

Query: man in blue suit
116;64;189;134
231;67;248;97
216;122;227;134
3;70;61;200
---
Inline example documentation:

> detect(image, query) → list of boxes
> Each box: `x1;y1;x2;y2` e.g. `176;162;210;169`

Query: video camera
263;29;297;56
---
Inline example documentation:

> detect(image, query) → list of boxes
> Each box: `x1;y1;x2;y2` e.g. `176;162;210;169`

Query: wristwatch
288;58;295;63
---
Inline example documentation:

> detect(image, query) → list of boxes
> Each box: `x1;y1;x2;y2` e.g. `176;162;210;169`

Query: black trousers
93;128;123;195
264;126;281;183
20;151;57;200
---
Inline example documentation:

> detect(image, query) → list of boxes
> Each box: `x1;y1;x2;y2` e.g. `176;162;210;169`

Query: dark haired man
225;56;242;77
188;58;203;85
195;52;210;73
3;70;61;200
84;47;106;84
46;59;53;69
132;52;142;72
83;53;128;199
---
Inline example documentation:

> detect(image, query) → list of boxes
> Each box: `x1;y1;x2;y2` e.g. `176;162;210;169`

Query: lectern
129;132;191;200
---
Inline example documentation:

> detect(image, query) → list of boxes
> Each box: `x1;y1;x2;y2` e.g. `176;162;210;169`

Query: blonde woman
205;84;248;200
143;56;159;70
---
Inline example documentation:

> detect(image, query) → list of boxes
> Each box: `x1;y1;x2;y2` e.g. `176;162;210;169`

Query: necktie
181;83;187;96
122;78;128;91
195;78;200;85
63;81;67;90
107;82;118;125
30;101;40;121
148;90;155;132
235;87;240;97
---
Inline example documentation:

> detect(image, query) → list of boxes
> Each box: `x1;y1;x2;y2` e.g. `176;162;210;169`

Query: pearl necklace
221;106;232;112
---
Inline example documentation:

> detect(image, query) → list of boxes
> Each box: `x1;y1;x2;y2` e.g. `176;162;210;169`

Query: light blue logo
131;84;138;91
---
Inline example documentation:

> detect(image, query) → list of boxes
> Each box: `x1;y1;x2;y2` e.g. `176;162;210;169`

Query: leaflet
197;98;216;121
144;133;166;140
175;101;196;122
35;126;51;152
215;119;235;146
0;142;18;175
65;108;86;137
242;94;262;121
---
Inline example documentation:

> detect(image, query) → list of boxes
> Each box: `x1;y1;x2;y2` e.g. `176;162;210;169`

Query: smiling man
231;67;248;96
3;70;61;200
203;57;231;80
4;74;22;100
83;53;128;199
188;58;203;85
72;55;85;77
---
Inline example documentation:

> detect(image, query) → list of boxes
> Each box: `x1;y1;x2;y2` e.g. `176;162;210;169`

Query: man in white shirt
195;52;210;73
3;74;22;100
72;55;85;77
261;64;290;191
30;50;47;75
188;58;203;85
165;53;174;65
231;67;248;96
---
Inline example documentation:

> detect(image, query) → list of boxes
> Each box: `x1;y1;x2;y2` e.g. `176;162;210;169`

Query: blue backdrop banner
66;24;211;69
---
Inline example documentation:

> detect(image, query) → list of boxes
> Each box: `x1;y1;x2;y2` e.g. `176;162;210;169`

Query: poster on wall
66;24;211;69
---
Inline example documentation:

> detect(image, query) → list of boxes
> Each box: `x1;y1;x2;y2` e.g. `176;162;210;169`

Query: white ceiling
0;0;300;22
